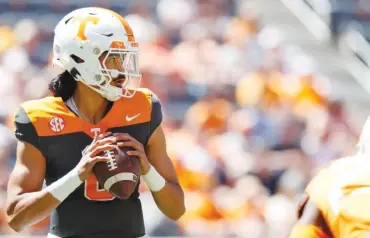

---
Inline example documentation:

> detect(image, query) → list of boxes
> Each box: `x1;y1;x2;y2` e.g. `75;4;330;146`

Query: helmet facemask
88;43;141;101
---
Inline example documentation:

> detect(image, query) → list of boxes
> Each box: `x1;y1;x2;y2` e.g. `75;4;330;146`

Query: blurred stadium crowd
0;0;363;237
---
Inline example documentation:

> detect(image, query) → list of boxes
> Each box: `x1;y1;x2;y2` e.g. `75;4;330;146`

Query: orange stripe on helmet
110;40;125;49
109;40;138;49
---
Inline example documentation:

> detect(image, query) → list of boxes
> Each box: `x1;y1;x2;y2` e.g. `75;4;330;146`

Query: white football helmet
52;7;141;101
357;116;370;155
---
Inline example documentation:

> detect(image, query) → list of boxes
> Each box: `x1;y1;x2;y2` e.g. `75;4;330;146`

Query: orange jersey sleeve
304;156;370;238
305;168;333;220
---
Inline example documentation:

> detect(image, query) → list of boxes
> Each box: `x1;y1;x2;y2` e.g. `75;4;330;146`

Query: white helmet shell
357;116;370;155
52;7;141;101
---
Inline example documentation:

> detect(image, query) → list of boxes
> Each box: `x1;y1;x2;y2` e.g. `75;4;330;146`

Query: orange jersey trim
21;88;153;138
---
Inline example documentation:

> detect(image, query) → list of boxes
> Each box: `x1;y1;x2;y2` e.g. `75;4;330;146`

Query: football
94;146;140;199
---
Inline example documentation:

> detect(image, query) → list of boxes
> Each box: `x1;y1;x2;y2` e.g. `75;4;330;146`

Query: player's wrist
45;168;83;202
76;166;91;181
142;165;166;192
140;162;151;175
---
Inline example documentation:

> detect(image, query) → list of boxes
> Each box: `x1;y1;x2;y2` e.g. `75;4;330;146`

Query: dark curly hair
48;70;77;101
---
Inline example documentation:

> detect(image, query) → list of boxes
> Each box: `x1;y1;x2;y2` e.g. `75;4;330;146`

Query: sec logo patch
49;116;64;132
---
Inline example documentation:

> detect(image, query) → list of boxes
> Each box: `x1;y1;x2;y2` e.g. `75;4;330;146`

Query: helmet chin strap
72;69;125;101
85;82;122;102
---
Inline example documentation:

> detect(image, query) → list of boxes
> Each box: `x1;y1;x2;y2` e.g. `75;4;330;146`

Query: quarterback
5;7;185;238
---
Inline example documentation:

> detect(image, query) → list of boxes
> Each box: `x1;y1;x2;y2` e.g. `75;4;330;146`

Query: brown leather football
93;147;140;199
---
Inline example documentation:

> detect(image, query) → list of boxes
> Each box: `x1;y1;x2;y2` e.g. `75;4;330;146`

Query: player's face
99;51;126;87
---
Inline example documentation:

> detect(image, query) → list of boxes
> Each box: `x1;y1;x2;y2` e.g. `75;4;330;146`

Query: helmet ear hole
70;54;85;64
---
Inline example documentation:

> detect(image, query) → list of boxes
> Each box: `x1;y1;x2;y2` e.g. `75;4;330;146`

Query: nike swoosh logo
126;113;140;122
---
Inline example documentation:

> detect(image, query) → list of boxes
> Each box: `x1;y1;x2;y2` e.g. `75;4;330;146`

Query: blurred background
0;0;370;237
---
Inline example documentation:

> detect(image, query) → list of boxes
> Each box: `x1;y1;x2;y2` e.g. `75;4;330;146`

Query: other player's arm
289;195;331;238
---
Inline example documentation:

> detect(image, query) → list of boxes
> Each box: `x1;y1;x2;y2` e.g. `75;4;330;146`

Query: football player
5;7;185;238
289;117;370;238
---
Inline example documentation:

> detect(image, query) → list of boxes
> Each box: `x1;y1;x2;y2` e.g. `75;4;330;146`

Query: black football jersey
13;88;162;238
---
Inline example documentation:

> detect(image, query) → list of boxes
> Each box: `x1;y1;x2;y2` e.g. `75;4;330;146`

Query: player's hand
113;133;151;175
76;132;118;181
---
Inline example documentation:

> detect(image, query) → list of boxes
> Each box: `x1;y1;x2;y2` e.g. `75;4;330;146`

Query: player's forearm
6;190;60;232
7;168;82;232
142;165;185;220
151;181;185;220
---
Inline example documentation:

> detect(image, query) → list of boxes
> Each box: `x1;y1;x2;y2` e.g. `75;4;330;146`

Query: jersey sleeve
13;106;40;149
289;224;330;238
148;92;163;138
305;168;332;219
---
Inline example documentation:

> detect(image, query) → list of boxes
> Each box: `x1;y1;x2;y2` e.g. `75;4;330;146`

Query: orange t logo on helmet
72;16;99;41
